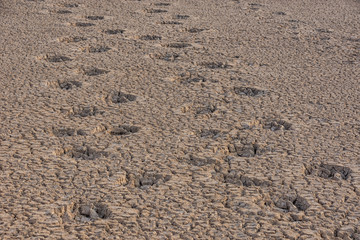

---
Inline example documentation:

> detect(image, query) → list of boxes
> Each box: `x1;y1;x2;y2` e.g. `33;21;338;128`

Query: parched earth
0;0;359;239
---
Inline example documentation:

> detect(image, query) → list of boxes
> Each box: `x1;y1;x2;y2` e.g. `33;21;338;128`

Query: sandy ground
0;0;359;239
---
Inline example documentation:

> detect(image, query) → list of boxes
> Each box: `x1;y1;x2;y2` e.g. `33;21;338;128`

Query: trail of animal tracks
0;0;359;239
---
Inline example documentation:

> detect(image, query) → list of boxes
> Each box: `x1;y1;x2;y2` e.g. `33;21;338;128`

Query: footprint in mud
55;145;108;160
127;172;172;189
50;127;86;137
144;8;168;13
107;91;137;104
80;46;111;53
160;21;183;25
305;163;351;180
55;201;111;223
58;36;87;43
175;72;206;84
184;28;205;33
77;66;109;76
104;29;124;35
188;155;218;167
85;15;104;20
153;3;171;6
108;125;140;136
58;3;79;8
165;42;191;48
174;14;189;20
55;9;72;14
136;35;162;41
274;195;310;212
199;61;229;69
263;119;292;131
70;22;95;27
228;142;265;157
273;11;286;16
64;106;103;117
196;104;217;115
149;52;180;62
37;54;71;63
47;80;82;90
234;87;266;96
79;203;112;220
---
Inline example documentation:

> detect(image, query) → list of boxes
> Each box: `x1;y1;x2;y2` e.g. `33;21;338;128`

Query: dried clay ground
0;0;359;239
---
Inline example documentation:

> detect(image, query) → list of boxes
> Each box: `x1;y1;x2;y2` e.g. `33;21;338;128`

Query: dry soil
0;0;359;239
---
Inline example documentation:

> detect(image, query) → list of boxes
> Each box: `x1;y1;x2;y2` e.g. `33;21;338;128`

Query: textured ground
0;0;359;239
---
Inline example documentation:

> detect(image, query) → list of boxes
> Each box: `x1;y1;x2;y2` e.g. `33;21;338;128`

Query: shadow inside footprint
78;67;109;76
81;46;111;53
109;91;137;104
109;125;140;136
86;16;104;20
71;22;95;27
138;35;162;40
174;14;189;19
234;87;265;96
165;43;191;48
104;29;124;35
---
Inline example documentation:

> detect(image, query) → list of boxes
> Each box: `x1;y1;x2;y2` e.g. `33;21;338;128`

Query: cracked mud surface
0;0;359;239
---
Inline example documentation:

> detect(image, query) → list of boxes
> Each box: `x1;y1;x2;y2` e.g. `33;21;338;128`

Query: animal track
50;127;86;137
79;203;112;220
80;46;111;53
47;80;81;90
153;3;171;6
196;104;217;115
275;195;310;212
174;14;189;19
263;119;292;131
144;9;167;13
38;54;71;63
199;61;229;69
165;43;191;48
149;52;179;62
127;172;172;188
55;145;108;160
273;11;286;15
185;28;204;33
228;142;264;157
104;29;124;35
234;87;265;96
70;22;95;27
175;72;206;84
108;125;140;136
305;163;351;180
108;91;137;104
55;10;72;14
58;36;86;43
59;80;81;90
65;106;103;117
137;35;162;40
188;155;217;167
77;66;109;76
59;3;79;8
85;16;104;20
160;21;183;25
